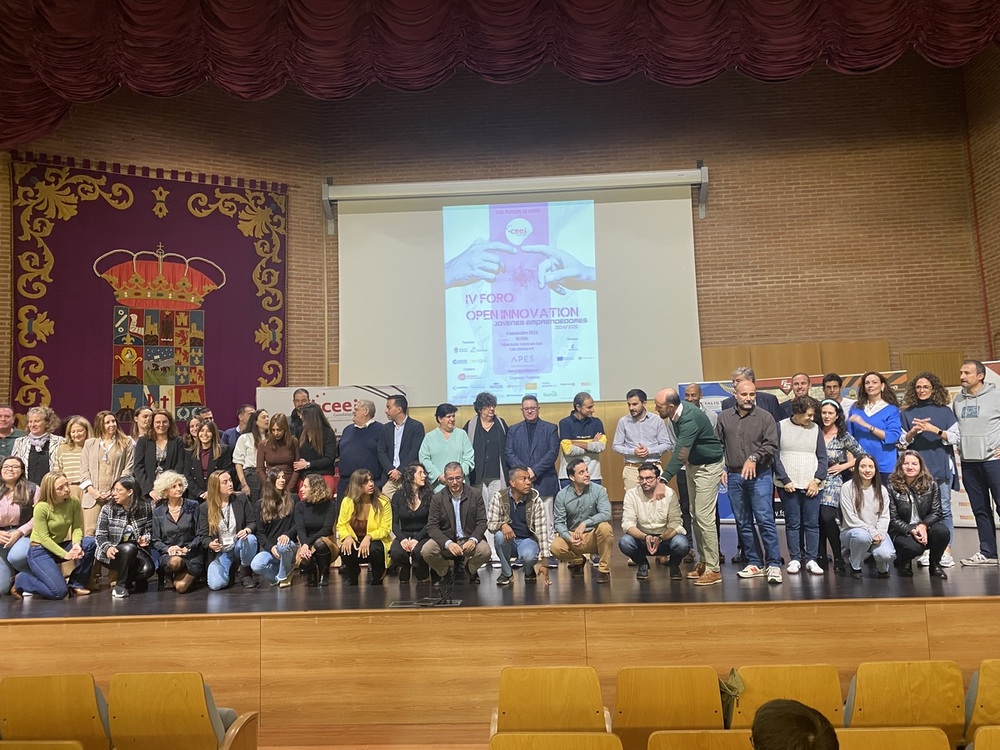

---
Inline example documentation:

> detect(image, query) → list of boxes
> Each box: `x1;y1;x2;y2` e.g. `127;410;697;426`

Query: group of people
0;358;996;599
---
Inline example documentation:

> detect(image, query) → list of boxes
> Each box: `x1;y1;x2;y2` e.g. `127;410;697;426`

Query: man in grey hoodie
953;360;1000;566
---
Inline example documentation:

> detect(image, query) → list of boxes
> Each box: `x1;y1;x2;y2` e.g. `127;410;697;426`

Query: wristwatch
748;455;758;463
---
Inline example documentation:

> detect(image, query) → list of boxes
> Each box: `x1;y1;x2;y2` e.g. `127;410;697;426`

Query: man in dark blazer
504;394;560;566
377;395;426;496
720;367;785;424
421;462;491;585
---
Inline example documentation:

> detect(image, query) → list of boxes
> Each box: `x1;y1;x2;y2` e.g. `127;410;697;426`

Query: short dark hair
521;394;539;406
626;389;647;402
194;406;212;418
293;388;310;398
238;403;254;416
822;373;842;387
435;403;458;420
964;359;987;378
566;457;587;478
443;461;464;477
573;392;592;409
751;699;838;750
637;462;661;478
473;392;497;414
790;395;820;416
388;395;408;413
507;465;531;482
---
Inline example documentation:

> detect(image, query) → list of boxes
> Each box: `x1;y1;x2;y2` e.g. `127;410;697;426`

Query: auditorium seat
966;659;1000;741
0;674;111;750
490;732;623;750
490;666;611;737
728;664;843;728
844;661;965;749
108;672;257;750
646;729;752;750
612;666;724;750
0;743;86;749
969;725;1000;750
836;726;950;750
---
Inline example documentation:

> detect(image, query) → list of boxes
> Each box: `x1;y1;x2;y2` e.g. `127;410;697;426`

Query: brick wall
964;46;1000;361
0;51;992;404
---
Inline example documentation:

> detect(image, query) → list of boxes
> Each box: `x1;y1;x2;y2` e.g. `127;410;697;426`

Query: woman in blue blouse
848;371;901;484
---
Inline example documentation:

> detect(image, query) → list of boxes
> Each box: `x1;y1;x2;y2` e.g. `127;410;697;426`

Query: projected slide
443;201;599;404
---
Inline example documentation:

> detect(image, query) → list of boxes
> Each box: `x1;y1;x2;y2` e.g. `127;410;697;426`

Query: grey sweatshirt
953;382;1000;462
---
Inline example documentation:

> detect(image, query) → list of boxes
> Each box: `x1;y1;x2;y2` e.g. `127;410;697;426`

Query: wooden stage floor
2;527;998;747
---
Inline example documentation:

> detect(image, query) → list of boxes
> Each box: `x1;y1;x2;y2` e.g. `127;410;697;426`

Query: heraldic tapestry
10;154;287;430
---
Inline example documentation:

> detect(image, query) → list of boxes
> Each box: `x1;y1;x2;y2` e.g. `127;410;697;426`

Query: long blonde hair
94;410;131;454
205;470;232;535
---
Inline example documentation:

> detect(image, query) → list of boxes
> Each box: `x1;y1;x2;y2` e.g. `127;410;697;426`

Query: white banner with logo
255;385;406;434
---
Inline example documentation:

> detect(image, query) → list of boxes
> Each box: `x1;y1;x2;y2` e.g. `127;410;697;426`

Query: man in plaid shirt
487;466;552;587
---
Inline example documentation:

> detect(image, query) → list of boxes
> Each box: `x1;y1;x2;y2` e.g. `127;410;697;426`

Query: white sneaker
805;560;824;575
941;552;955;568
917;550;930;567
736;564;765;578
766;566;783;584
786;560;801;574
961;552;1000;566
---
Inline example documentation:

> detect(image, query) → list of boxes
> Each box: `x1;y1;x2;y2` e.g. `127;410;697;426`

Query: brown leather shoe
686;562;706;580
693;569;722;586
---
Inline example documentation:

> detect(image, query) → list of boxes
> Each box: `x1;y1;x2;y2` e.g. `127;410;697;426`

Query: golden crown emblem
93;243;227;311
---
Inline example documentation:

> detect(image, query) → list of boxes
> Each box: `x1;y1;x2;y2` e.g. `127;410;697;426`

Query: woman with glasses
0;456;39;596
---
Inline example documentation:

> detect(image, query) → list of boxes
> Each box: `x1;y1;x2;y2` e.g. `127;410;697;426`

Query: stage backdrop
10;154;287;431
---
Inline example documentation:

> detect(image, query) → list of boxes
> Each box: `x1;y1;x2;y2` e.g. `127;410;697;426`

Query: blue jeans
938;480;954;545
618;533;690;566
17;538;97;599
840;527;895;573
779;488;820;563
0;536;31;596
727;470;781;567
493;532;539;577
250;542;295;585
207;535;259;590
961;460;1000;559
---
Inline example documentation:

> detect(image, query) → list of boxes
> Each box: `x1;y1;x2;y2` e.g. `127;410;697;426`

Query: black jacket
887;481;942;539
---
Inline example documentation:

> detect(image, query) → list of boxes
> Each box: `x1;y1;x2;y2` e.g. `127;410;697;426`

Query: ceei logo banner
255;385;407;434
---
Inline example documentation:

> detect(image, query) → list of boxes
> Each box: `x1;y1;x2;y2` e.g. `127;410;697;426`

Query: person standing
0;406;25;459
847;371;902;484
337;400;382;501
378;395;425;497
953;360;1000;566
419;404;474;493
464;392;508;567
558;392;606;488
612;388;673;493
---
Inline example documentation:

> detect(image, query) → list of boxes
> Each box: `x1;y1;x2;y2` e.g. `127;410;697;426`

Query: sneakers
278;577;292;589
636;563;650;580
523;573;537;584
496;573;512;587
569;563;585;578
766;566;783;584
917;550;930;567
596;571;611;583
111;584;129;599
786;560;801;574
961;552;999;566
941;552;955;568
693;569;722;586
737;564;764;579
805;560;824;576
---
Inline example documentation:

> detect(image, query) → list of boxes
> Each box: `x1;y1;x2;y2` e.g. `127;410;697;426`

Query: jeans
479;480;504;562
779;488;820;563
618;533;690;567
727;469;781;567
250;542;296;585
207;535;259;590
938;480;954;546
17;538;97;599
840;527;895;573
494;533;540;577
961;460;1000;559
0;536;31;596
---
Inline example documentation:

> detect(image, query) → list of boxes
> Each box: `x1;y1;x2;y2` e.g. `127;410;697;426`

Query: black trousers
101;542;155;588
389;536;431;579
892;522;948;567
341;539;387;583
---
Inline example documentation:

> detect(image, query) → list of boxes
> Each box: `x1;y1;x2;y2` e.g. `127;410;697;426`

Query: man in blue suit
504;394;560;567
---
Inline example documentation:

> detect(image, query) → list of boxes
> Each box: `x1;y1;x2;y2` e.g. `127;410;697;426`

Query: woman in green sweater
13;471;96;599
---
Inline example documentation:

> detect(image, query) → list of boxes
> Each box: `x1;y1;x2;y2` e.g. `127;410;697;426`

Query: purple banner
10;157;287;430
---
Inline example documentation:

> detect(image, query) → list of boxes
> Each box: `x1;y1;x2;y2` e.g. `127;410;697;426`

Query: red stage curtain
2;0;999;147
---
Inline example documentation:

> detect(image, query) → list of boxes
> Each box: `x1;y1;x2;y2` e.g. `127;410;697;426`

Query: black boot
899;559;914;577
929;564;948;579
315;549;332;587
240;566;258;588
305;566;318;587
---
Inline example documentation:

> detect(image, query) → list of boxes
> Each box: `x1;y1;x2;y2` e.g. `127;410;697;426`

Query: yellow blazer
336;494;393;568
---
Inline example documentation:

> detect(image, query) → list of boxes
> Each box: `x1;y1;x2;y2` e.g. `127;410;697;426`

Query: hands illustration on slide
445;238;596;293
521;244;596;294
444;239;519;287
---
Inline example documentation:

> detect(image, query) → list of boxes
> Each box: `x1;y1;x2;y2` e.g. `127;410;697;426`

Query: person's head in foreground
751;699;838;750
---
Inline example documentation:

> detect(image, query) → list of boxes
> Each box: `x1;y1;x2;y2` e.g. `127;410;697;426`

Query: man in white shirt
618;462;690;580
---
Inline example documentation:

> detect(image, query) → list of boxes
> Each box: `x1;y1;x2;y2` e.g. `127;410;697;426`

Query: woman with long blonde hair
79;411;135;537
337;469;392;586
194;470;258;590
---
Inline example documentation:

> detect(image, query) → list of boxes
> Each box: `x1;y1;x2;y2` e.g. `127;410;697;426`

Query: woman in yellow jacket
337;468;392;586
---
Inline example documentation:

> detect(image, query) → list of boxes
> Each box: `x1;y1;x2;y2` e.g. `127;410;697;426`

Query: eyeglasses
521;407;539;413
914;384;932;390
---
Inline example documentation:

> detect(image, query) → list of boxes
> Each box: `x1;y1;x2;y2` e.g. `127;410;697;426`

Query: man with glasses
618;462;690;580
0;406;24;459
504;395;560;567
422;462;491;585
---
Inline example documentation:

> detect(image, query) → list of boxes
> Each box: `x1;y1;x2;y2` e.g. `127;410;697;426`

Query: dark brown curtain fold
2;0;998;147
